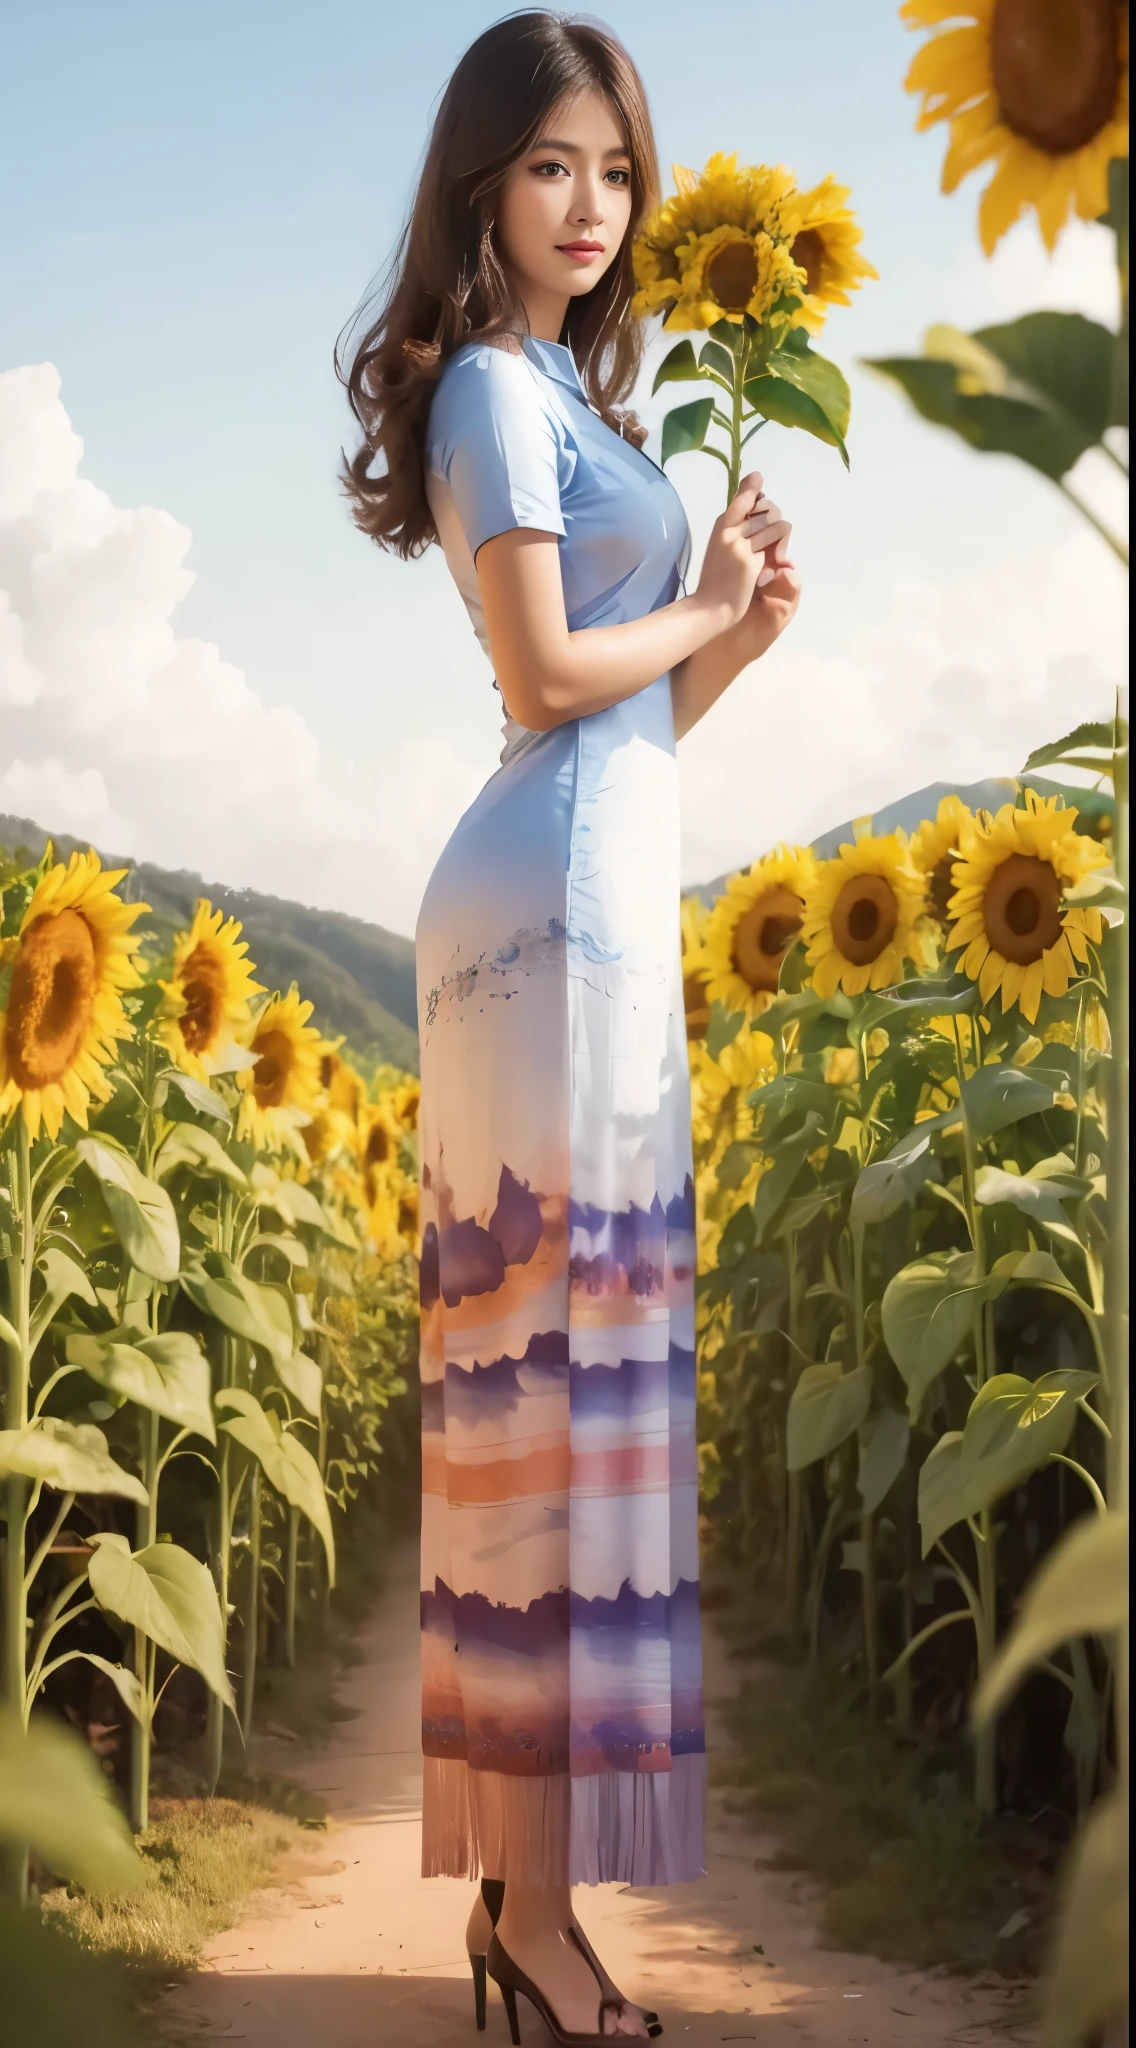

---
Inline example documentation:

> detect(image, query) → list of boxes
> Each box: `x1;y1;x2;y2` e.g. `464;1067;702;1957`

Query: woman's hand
693;471;792;632
730;552;802;665
670;483;800;741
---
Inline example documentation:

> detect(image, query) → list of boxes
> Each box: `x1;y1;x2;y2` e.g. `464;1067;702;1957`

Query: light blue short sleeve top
424;335;691;691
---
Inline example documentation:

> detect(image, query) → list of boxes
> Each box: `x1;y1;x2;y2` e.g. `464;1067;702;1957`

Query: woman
340;14;799;2041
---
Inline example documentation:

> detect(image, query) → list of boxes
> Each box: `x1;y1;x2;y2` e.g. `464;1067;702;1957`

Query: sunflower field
0;846;419;1904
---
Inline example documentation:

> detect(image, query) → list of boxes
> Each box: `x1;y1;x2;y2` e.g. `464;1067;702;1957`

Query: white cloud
0;363;1127;939
679;530;1127;883
0;364;495;935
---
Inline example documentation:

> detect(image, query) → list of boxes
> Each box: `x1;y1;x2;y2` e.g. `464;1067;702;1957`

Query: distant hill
0;813;419;1075
695;773;1112;902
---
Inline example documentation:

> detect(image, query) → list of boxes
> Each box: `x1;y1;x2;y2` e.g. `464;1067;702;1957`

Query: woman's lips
558;241;605;262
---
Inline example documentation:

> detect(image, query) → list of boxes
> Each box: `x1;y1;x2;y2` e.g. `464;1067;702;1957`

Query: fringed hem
421;1753;706;1887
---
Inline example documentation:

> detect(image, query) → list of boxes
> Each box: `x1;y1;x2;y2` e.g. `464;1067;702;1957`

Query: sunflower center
983;853;1063;964
790;227;825;294
6;909;97;1090
732;887;804;994
706;238;759;311
366;1125;390;1166
178;941;226;1054
991;0;1121;155
251;1027;295;1108
831;874;899;966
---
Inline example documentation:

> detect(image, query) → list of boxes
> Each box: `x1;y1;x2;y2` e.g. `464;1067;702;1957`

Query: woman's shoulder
429;339;553;444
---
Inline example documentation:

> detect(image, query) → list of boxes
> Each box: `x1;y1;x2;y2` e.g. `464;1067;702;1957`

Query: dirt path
165;1544;1032;2046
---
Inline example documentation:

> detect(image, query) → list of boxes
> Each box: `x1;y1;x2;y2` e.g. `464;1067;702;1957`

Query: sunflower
945;790;1108;1021
157;899;262;1082
236;985;322;1156
0;849;148;1142
680;895;712;1040
363;1157;418;1260
357;1099;405;1207
802;834;926;998
702;846;816;1021
910;795;977;924
389;1074;421;1133
780;175;880;333
901;0;1129;254
632;153;809;333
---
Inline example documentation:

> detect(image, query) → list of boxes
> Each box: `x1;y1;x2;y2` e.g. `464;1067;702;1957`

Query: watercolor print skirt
415;675;705;1889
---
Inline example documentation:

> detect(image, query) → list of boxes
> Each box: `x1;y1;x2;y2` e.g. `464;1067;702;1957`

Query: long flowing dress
416;334;704;1890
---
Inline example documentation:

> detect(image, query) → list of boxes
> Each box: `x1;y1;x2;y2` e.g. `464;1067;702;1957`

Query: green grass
43;1796;313;1976
717;1648;1057;1979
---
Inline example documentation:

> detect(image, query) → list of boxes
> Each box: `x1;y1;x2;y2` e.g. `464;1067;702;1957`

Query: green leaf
30;1246;97;1354
651;339;700;392
0;1712;146;1894
858;1406;911;1515
156;1123;248;1189
748;1074;833;1138
87;1533;235;1709
974;1513;1127;1725
275;1349;323;1418
250;1165;353;1244
975;1161;1085;1242
660;396;714;466
153;1068;233;1126
918;1369;1097;1553
854;981;978;1041
699;338;735;383
0;1418;148;1503
716;1140;763;1191
973;310;1118;445
864;347;1095;483
216;1390;335;1583
705;1001;744;1060
1038;1791;1128;2048
761;340;851;438
786;1360;871;1471
181;1255;290;1362
66;1330;216;1443
850;1132;938;1230
882;1251;982;1418
961;1062;1056;1138
743;372;849;466
1021;718;1121;776
76;1137;180;1282
752;1113;823;1247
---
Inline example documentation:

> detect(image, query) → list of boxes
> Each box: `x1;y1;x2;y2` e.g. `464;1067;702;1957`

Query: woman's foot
497;1886;649;2038
570;1911;657;2027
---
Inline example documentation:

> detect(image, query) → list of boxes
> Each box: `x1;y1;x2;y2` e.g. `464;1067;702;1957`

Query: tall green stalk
129;1406;160;1833
239;1465;261;1745
1;1121;32;1902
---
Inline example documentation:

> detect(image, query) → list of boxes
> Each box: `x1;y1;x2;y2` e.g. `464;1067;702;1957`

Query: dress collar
521;333;586;395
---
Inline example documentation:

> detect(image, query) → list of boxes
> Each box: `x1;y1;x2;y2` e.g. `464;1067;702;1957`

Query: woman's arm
476;473;789;732
671;554;802;741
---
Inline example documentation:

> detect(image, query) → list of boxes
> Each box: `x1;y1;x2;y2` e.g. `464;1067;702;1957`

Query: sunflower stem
1057;477;1128;566
1;1120;33;1904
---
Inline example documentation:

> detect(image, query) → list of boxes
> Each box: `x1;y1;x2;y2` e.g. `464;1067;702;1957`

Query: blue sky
0;2;1126;929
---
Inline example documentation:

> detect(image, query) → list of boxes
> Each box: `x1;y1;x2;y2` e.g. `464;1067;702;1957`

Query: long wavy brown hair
336;12;659;558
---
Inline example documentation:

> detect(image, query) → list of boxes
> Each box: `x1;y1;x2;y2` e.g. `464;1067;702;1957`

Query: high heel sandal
467;1878;659;2034
486;1927;663;2045
469;1879;505;2030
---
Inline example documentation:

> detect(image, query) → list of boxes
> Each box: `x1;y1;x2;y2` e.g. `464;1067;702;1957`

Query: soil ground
163;1543;1034;2046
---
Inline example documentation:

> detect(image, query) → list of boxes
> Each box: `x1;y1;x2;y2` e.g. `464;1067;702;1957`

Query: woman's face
495;88;633;336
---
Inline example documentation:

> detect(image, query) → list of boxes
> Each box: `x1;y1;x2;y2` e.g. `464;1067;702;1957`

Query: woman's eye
605;168;631;186
532;160;568;178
